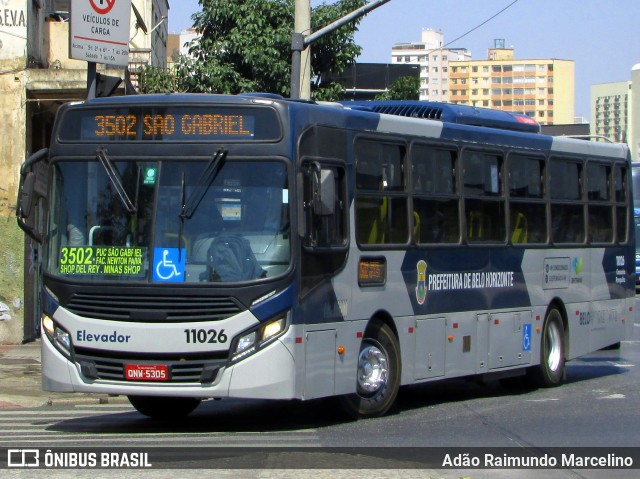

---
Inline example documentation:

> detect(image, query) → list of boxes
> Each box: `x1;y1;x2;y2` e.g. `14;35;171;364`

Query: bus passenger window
462;150;505;243
507;154;546;244
355;140;408;246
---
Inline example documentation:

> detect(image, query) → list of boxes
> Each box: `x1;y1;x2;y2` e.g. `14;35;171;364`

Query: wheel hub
357;343;388;394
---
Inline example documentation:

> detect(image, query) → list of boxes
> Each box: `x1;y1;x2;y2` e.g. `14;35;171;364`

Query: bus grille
74;349;227;384
65;293;245;322
369;104;444;119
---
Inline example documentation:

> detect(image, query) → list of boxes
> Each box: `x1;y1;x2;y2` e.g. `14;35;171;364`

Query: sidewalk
0;340;127;408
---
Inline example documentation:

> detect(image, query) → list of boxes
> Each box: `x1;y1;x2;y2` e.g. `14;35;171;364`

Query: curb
0;340;131;409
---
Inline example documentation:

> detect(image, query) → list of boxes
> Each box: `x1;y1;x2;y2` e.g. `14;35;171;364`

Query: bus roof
339;100;541;134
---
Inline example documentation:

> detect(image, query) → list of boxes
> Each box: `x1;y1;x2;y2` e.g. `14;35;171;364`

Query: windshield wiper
96;148;137;214
180;148;227;220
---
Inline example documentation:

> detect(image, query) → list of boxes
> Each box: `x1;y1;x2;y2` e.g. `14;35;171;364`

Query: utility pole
291;0;391;100
293;0;311;100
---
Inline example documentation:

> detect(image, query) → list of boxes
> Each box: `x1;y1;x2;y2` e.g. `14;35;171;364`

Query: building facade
591;81;631;143
0;0;169;344
448;45;575;125
590;66;640;162
325;63;419;100
391;29;471;102
633;65;640;162
392;33;574;125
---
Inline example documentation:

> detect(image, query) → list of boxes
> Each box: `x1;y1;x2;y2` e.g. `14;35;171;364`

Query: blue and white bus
17;94;635;419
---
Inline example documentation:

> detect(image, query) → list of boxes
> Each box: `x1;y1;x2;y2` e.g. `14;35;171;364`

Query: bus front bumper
41;329;298;400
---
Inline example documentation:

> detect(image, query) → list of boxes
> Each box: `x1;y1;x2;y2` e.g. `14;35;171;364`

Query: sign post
69;0;132;67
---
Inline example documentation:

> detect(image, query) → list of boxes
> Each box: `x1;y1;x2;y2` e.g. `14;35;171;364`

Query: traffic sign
70;0;132;67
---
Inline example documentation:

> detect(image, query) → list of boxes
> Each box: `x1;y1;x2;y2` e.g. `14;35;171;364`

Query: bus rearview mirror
313;167;335;216
18;171;35;219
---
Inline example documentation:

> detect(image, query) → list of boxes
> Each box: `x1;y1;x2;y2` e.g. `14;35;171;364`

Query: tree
137;65;177;94
375;76;420;101
140;0;366;98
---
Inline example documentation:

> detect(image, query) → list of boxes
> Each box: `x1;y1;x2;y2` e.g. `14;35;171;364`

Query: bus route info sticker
58;246;145;277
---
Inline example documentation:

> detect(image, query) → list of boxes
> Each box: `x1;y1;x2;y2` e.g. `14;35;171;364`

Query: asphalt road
2;322;639;478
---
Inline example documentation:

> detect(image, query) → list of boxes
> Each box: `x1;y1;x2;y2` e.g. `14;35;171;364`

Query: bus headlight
42;314;72;360
230;312;289;364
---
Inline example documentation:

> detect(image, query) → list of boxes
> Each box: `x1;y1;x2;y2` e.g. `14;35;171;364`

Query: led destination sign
59;106;281;142
58;246;146;277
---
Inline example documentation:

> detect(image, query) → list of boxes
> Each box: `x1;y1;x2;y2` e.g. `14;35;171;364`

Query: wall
631;65;640;162
0;0;28;342
551;60;575;125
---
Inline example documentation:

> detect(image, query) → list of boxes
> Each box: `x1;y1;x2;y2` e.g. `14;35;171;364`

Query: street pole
291;0;391;100
293;0;311;100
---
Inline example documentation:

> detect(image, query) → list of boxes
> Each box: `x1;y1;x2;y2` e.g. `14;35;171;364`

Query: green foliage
309;0;365;98
375;76;420;101
162;0;367;97
137;65;177;94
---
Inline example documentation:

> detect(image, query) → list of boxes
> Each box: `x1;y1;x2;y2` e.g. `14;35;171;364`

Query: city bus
17;94;635;419
632;163;640;289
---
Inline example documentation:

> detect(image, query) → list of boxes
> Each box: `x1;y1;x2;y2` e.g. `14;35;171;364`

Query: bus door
17;149;49;342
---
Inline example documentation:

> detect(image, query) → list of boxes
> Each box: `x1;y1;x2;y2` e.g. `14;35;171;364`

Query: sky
166;0;640;120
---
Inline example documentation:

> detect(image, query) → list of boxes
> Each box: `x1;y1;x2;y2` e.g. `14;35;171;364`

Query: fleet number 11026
184;329;228;344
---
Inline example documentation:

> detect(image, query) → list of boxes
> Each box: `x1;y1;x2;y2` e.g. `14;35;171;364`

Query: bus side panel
521;248;630;361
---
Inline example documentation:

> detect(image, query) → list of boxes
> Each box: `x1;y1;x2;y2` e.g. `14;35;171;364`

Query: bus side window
550;158;584;244
355;140;408;246
463;150;505;243
412;145;459;245
507;154;546;245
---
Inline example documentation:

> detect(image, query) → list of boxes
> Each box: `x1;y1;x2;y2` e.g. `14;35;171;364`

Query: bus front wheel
128;396;201;419
529;307;565;387
339;319;401;419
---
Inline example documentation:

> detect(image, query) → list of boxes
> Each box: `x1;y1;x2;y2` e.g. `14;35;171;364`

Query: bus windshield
47;157;290;283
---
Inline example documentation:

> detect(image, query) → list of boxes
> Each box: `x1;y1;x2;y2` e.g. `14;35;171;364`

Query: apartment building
391;29;471;102
590;65;640;162
448;43;575;125
591;81;630;143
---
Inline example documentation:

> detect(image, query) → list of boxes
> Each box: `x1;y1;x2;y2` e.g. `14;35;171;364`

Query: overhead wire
437;0;522;52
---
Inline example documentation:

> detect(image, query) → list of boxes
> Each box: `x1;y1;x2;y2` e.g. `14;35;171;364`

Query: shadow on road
45;346;632;434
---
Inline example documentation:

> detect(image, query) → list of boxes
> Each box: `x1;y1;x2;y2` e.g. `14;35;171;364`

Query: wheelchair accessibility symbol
523;323;532;352
153;248;186;282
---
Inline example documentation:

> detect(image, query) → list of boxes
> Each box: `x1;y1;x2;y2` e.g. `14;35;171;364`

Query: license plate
124;364;169;382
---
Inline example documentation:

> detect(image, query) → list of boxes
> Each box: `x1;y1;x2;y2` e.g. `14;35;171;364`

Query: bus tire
529;307;565;387
339;319;401;419
128;396;201;419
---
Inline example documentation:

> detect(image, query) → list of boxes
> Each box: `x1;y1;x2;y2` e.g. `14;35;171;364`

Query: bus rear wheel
128;396;201;419
339;319;401;419
529;307;565;387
